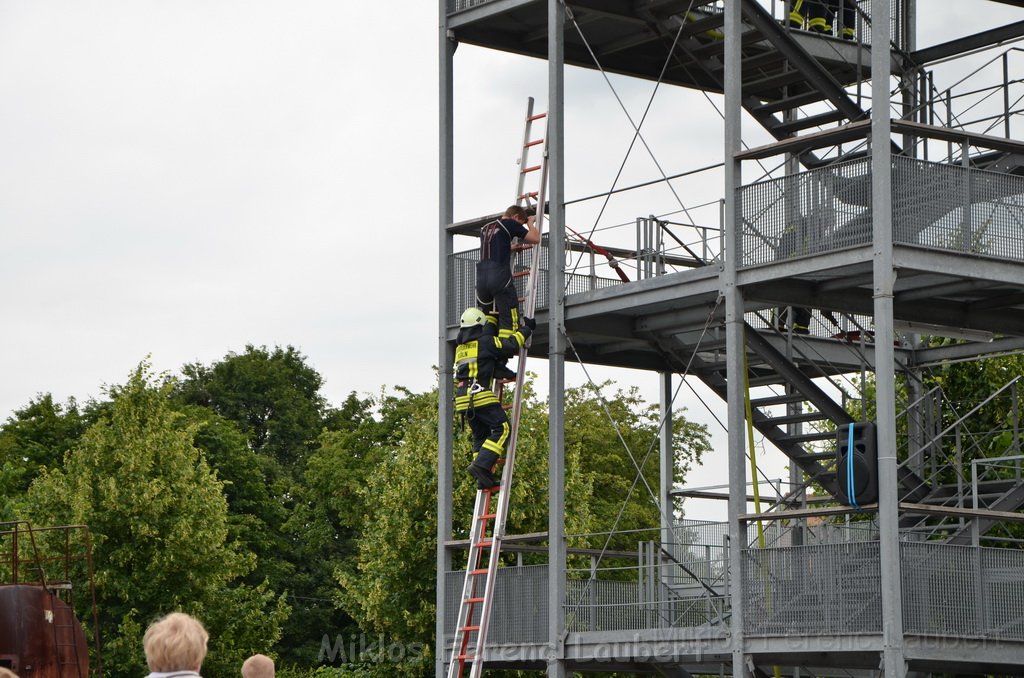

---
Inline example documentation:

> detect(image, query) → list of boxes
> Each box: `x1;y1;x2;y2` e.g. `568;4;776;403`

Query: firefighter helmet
460;307;487;328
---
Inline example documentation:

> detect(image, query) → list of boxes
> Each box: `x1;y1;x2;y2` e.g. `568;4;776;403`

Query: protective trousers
789;0;855;39
467;403;509;489
777;305;812;334
468;403;511;459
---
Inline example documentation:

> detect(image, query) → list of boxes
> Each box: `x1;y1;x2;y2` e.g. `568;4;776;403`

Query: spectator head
0;668;20;678
143;612;208;672
241;654;275;678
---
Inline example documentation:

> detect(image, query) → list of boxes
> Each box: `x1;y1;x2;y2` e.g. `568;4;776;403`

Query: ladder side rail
514;97;537;205
469;117;549;678
447;490;490;678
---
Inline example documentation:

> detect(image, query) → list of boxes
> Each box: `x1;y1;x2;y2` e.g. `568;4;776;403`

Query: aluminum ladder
447;97;548;678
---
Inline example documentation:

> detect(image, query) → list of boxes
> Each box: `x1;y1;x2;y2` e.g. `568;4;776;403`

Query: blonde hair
0;668;20;678
241;654;274;678
143;612;209;672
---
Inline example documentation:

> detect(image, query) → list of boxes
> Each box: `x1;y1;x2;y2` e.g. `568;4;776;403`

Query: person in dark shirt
476;204;540;382
454;306;535;490
476;204;540;340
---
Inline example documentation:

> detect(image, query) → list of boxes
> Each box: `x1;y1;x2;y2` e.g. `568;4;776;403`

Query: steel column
724;0;751;676
436;2;456;676
547;0;567;675
872;0;907;676
660;371;674;548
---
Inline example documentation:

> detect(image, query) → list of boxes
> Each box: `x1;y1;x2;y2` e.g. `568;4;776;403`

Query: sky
2;0;1021;517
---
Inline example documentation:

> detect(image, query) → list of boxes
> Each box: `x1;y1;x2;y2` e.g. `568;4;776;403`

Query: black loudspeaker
836;422;878;506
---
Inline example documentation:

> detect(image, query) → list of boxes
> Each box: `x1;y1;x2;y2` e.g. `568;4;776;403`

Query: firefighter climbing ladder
447;98;548;678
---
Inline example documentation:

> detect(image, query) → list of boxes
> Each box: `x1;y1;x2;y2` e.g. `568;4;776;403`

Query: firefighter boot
467;449;501;490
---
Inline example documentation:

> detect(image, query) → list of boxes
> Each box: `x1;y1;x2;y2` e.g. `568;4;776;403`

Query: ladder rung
512;270;530;278
476;540;494;548
479;512;496;520
524;138;544;148
466;596;485;603
462;625;481;632
527;112;546;121
456;654;476;661
470;568;490;575
520;164;542;173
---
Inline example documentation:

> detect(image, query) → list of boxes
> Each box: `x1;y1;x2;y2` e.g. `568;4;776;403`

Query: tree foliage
564;381;709;551
0;394;93;520
21;363;289;678
175;345;359;666
335;377;710;678
176;344;327;466
1;347;713;678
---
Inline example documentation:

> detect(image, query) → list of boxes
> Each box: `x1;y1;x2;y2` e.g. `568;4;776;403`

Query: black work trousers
476;260;521;339
467;402;511;458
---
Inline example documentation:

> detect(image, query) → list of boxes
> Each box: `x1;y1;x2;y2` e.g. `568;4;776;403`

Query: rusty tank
0;585;89;678
0;522;100;678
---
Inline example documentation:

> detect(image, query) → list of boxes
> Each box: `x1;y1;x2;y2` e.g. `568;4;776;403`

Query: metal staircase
665;0;873;168
648;317;1024;539
651;320;893;500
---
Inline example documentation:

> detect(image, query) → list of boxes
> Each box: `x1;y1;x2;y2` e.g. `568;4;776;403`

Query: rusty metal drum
0;585;89;678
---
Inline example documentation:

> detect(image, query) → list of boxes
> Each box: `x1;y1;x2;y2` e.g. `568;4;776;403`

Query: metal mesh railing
446;0;492;12
444;565;549;648
738;156;1024;268
901;542;1024;640
738;158;870;267
742;542;883;636
448;235;631;327
900;542;980;637
980;546;1024;639
898;157;1024;261
446;540;1024;642
565;578;729;633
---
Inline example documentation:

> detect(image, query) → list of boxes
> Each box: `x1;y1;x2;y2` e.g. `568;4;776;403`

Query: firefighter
789;0;855;39
829;0;857;40
774;218;812;335
810;1;856;38
476;204;541;380
455;306;535;490
776;305;812;335
788;0;811;29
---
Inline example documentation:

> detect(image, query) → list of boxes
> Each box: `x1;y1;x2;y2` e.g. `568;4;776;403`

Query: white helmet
460;307;487;328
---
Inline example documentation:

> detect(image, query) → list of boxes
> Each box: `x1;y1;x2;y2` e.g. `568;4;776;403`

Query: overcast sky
2;1;1021;514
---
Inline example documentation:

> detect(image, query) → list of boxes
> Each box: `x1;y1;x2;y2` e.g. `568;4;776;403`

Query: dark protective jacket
454;322;532;412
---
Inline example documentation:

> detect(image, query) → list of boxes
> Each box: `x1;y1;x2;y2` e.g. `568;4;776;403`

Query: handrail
899;375;1022;470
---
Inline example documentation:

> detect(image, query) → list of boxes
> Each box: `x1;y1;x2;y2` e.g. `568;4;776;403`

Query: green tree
176;344;328;466
175;345;353;666
22;362;289;678
280;391;393;666
564;381;709;551
178;403;292;587
336;379;709;677
0;394;92;520
334;387;441;677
